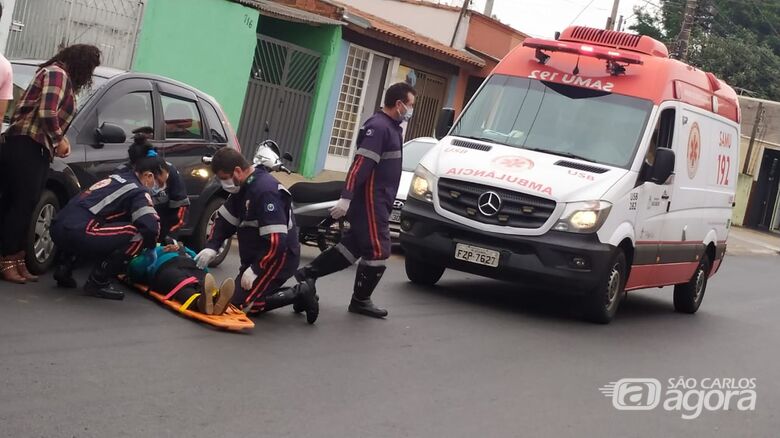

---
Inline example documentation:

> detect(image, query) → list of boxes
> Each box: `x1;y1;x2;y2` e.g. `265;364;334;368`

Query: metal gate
6;0;144;70
237;35;321;171
405;70;447;141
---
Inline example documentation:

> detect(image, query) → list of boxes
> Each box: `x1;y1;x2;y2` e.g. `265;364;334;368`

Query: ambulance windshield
451;74;653;168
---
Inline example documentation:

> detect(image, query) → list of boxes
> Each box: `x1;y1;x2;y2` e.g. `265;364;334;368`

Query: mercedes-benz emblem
477;191;502;217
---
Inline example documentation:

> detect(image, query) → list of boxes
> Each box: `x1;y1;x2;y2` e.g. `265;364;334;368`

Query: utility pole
450;0;470;47
606;0;620;30
744;102;765;175
484;0;495;17
616;15;624;32
674;0;698;61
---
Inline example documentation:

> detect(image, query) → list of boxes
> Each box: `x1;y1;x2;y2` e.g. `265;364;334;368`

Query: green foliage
629;0;780;99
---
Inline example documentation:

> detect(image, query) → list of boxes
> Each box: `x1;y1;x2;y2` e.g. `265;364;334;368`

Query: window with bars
328;45;370;157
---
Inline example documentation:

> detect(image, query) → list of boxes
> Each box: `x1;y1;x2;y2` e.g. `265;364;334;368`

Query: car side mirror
95;122;126;148
435;108;455;140
650;148;675;184
282;152;293;162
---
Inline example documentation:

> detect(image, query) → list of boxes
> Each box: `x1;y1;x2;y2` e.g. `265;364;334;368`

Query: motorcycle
252;140;347;251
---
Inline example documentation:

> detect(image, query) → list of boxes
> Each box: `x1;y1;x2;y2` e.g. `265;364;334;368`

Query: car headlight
553;201;612;233
409;164;435;203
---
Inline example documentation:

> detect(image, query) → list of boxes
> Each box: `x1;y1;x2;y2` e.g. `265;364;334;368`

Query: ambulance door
632;106;677;272
663;107;738;280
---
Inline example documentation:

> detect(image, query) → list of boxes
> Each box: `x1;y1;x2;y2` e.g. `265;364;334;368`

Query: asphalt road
0;248;777;437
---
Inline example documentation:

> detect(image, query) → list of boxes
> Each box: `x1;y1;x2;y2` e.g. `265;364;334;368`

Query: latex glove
195;248;217;269
330;198;351;219
241;268;258;290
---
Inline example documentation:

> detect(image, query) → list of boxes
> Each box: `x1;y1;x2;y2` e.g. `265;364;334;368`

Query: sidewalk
727;226;780;256
275;170;346;188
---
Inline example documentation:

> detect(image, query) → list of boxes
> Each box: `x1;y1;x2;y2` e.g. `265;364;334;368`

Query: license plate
389;209;401;223
454;243;500;267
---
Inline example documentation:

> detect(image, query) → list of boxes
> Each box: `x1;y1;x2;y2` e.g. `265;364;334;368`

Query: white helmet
253;140;282;171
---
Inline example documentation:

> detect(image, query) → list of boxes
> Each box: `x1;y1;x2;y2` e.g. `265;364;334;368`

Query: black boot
264;281;319;324
348;264;388;318
83;252;127;301
53;253;77;289
294;245;354;283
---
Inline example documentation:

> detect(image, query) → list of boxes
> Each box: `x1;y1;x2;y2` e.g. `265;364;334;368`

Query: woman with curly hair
0;44;101;284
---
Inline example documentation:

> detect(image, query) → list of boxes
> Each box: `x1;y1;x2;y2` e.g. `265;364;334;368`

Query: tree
629;0;780;100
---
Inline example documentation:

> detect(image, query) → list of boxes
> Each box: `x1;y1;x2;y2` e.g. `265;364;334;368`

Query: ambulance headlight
409;165;435;203
553;201;612;233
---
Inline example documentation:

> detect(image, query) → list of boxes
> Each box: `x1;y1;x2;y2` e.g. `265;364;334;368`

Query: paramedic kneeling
51;155;168;300
193;148;318;324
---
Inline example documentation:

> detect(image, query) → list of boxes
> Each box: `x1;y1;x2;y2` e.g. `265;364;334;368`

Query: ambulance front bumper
400;198;617;292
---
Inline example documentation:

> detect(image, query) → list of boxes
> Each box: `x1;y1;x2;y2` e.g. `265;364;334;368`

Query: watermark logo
600;377;757;420
599;378;662;411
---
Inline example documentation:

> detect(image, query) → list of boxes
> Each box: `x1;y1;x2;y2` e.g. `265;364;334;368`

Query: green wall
259;16;343;177
133;0;258;128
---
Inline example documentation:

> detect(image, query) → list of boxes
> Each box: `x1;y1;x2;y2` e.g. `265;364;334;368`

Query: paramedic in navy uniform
294;82;416;318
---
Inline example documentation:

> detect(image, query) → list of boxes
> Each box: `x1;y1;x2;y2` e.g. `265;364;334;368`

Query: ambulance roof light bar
523;38;643;76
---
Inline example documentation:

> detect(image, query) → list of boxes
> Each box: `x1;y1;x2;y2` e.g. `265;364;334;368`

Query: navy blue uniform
117;162;189;241
51;171;160;259
340;111;404;262
206;167;299;313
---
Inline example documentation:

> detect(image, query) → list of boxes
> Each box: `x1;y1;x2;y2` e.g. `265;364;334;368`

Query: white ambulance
399;26;740;323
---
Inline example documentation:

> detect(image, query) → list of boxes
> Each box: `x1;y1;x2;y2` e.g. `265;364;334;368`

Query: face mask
401;102;414;122
151;181;165;195
220;178;240;194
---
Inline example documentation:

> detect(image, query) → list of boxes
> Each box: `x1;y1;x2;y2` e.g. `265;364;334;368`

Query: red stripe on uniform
258;234;278;269
170;207;186;232
345;156;364;192
86;220;137;236
246;252;288;305
365;174;381;259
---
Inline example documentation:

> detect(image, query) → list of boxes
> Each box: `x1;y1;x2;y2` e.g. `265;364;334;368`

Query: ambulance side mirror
650;148;675;184
435;108;455;140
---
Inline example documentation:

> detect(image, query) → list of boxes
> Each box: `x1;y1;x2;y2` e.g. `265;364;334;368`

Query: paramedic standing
294;82;416;318
0;44;101;284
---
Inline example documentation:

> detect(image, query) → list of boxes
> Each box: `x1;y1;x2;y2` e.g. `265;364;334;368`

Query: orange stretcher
119;276;255;332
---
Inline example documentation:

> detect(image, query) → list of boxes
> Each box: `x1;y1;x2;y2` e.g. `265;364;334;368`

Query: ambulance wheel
193;197;231;267
673;254;710;314
583;249;626;324
405;255;445;286
26;190;60;274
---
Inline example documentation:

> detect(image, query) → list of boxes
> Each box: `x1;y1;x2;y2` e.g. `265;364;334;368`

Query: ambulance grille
438;178;556;229
554;160;609;174
450;139;493;151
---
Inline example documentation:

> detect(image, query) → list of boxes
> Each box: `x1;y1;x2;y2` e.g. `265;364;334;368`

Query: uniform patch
266;203;275;212
365;128;374;137
88;178;111;191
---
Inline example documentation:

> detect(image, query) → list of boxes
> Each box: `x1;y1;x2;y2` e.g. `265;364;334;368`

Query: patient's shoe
214;278;235;315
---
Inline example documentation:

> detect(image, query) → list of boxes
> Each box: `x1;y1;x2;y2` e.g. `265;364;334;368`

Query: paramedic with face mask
194;148;319;323
294;82;416;318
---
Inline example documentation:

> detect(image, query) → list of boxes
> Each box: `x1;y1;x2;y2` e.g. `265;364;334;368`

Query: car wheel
583;249;626;324
26;190;59;274
192;197;231;267
673;254;710;314
405;255;445;286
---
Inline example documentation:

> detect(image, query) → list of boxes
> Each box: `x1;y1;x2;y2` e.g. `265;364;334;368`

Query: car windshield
451;74;653;168
5;63;109;122
402;139;436;172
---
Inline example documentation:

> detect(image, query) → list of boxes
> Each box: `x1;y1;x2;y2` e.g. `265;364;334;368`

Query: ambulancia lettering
445;167;553;196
